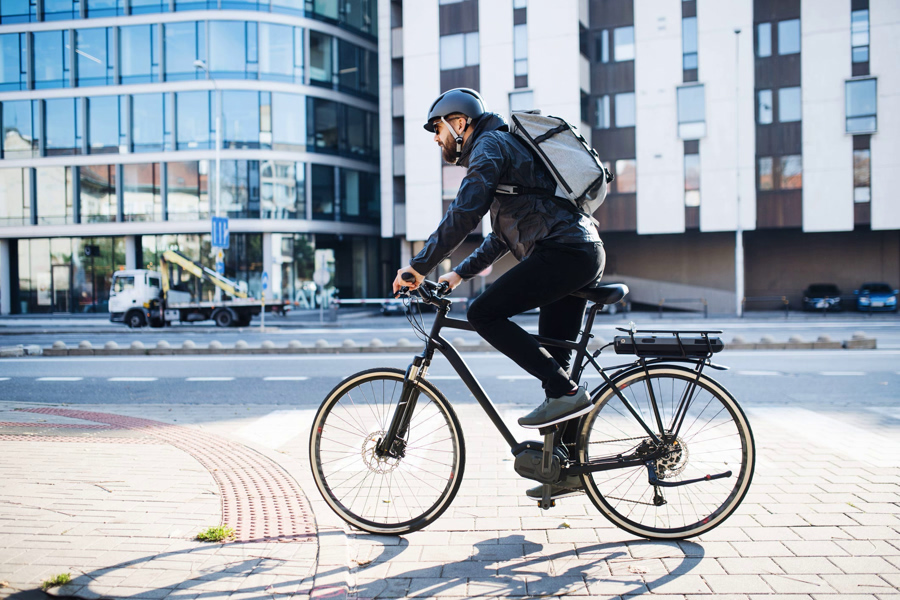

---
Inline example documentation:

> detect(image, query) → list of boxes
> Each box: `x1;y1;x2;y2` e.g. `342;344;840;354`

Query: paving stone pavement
1;400;899;600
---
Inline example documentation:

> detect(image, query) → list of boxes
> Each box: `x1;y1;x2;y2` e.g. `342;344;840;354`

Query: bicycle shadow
353;533;704;598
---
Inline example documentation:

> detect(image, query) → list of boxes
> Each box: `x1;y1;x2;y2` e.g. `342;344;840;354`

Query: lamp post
193;60;221;220
734;28;745;317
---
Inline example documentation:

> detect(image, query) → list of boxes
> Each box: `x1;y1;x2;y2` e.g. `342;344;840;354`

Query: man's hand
392;266;424;294
438;271;463;290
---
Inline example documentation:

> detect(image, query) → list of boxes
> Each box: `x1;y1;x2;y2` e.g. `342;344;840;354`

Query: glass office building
0;0;387;314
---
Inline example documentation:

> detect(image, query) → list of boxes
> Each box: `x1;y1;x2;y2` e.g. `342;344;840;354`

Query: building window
272;92;306;150
614;92;635;128
80;164;117;223
440;31;479;70
682;17;698;70
87;96;120;154
1;99;37;159
311;164;335;220
758;157;774;190
210;160;260;219
222;91;260;148
43;0;79;21
131;0;169;14
0;33;28;91
167;160;210;221
677;85;705;139
779;155;802;189
209;21;257;79
164;22;205;82
595;95;610;129
131;93;165;153
44;97;83;156
36;167;75;225
120;24;160;84
757;89;773;124
1;0;38;23
76;28;115;87
260;160;304;219
509;90;533;112
853;149;870;203
309;30;333;85
340;169;379;223
33;30;71;89
615;159;636;193
778;87;801;122
86;0;126;17
123;163;162;222
851;9;869;63
337;40;377;97
613;26;634;61
0;168;31;226
597;30;609;64
175;91;210;150
513;24;527;77
756;22;771;58
684;152;700;207
777;19;800;55
846;78;876;133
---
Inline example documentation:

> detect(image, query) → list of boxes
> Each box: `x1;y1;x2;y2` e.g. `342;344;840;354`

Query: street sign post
215;249;225;275
313;269;330;323
261;271;268;331
211;216;229;249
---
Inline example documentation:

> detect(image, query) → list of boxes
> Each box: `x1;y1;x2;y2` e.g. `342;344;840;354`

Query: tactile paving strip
22;408;316;543
0;434;163;444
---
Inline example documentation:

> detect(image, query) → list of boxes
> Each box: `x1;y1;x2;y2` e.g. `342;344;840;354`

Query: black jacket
409;112;602;280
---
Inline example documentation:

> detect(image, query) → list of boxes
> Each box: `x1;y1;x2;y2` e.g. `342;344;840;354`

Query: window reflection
259;23;295;82
34;30;70;88
167;161;209;221
164;22;205;81
846;79;876;133
338;39;377;97
756;23;771;58
1;0;39;24
120;25;160;84
210;21;252;78
615;159;636;193
87;0;125;17
222;91;260;148
43;0;78;21
261;160;304;219
272;0;304;16
0;168;31;226
778;19;800;55
757;90;773;125
175;0;215;10
309;31;333;85
44;98;82;156
614;92;635;127
779;155;802;189
37;167;75;224
614;26;634;61
272;92;306;150
132;93;164;152
1;99;37;158
0;33;28;91
210;160;260;218
87;96;120;154
308;97;338;152
778;87;801;122
123;163;162;221
130;0;169;15
311;164;335;220
758;157;773;190
76;28;115;87
176;91;211;150
80;165;116;223
340;168;378;223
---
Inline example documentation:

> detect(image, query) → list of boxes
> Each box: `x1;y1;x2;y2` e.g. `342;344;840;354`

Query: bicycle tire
310;368;465;535
577;364;755;539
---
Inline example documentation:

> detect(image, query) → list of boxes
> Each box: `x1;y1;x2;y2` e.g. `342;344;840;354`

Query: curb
3;334;879;358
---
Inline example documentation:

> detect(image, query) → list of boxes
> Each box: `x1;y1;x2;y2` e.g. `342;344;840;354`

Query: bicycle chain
602;495;659;506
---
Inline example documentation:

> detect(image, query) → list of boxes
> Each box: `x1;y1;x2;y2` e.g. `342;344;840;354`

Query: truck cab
110;270;162;328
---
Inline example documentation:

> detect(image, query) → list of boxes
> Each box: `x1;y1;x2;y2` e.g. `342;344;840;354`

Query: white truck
109;250;289;328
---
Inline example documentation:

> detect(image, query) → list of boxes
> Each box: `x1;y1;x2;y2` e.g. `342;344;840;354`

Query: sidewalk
1;401;899;599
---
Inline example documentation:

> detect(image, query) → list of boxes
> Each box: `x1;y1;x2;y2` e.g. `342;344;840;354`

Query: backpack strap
496;184;600;227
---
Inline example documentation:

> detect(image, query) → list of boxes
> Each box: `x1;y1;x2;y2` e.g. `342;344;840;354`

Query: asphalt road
2;310;899;349
1;350;897;412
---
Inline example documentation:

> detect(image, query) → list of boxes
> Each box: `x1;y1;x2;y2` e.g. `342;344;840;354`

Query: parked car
854;282;898;312
802;283;842;312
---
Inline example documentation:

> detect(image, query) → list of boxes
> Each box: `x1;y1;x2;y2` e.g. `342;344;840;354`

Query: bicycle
309;277;755;540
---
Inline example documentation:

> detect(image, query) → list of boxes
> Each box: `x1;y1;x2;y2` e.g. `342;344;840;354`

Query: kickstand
537;427;556;510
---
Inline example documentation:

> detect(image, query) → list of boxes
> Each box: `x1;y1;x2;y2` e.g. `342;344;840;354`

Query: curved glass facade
0;3;384;314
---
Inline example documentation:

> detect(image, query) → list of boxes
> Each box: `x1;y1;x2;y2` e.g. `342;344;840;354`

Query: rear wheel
310;368;465;535
578;365;754;539
214;309;234;327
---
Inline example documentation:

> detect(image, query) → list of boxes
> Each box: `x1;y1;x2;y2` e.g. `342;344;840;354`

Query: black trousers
467;241;606;399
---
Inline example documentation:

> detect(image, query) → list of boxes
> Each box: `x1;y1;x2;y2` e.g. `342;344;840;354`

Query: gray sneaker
526;475;584;500
517;387;592;429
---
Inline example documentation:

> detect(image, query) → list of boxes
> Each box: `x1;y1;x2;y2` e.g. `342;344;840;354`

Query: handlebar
396;273;451;302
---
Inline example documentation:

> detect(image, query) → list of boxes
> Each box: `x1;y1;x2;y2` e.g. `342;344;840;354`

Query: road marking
108;377;158;382
0;377;9;381
36;377;83;382
737;370;782;376
185;377;235;382
497;375;533;380
818;371;866;376
262;376;309;381
237;410;308;449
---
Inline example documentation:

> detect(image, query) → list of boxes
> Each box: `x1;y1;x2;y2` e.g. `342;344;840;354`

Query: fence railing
742;295;790;318
657;297;708;318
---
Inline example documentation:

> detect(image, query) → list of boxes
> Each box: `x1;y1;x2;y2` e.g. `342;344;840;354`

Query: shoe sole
518;402;594;429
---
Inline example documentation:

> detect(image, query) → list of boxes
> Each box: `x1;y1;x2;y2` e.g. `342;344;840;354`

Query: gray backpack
498;110;613;224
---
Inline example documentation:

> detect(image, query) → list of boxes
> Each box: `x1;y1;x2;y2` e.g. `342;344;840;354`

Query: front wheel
578;365;755;539
310;368;465;535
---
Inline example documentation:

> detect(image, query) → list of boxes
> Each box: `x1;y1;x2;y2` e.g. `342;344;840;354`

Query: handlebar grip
401;272;417;283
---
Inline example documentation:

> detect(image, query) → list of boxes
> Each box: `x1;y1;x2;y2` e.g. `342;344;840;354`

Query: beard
439;139;458;164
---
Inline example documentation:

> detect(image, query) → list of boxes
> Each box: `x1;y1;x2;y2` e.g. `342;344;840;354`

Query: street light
734;28;744;317
193;60;221;220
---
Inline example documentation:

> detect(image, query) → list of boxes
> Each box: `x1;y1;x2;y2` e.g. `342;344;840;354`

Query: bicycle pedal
537;499;555;510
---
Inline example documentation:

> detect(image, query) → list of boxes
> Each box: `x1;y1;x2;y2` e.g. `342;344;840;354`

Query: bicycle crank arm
646;461;732;488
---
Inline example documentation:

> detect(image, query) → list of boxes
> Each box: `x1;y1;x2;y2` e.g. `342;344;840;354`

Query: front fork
376;355;429;458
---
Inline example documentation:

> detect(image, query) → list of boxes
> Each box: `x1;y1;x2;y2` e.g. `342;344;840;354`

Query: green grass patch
41;573;71;590
196;525;235;542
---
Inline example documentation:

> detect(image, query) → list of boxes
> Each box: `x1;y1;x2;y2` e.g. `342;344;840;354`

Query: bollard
182;340;196;349
208;340;223;350
52;341;66;349
261;340;276;349
235;340;249;349
342;339;357;348
315;339;329;348
156;340;171;349
104;341;118;349
130;341;145;350
78;340;92;349
287;340;303;348
369;339;384;347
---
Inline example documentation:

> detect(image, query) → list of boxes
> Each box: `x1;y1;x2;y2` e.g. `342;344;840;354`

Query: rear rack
614;325;724;359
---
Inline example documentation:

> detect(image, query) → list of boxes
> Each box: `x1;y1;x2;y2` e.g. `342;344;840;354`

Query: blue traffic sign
262;271;268;291
211;216;229;249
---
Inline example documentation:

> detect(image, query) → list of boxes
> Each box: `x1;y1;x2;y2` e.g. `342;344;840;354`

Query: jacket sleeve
409;135;508;276
454;233;508;280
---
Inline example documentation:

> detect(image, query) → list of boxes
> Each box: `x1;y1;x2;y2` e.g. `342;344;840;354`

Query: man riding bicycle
391;88;606;496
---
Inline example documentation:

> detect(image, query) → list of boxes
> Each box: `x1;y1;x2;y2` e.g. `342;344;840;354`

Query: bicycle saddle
571;282;629;305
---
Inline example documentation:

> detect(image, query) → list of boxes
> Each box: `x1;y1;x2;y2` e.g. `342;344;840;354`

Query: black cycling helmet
423;88;486;133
